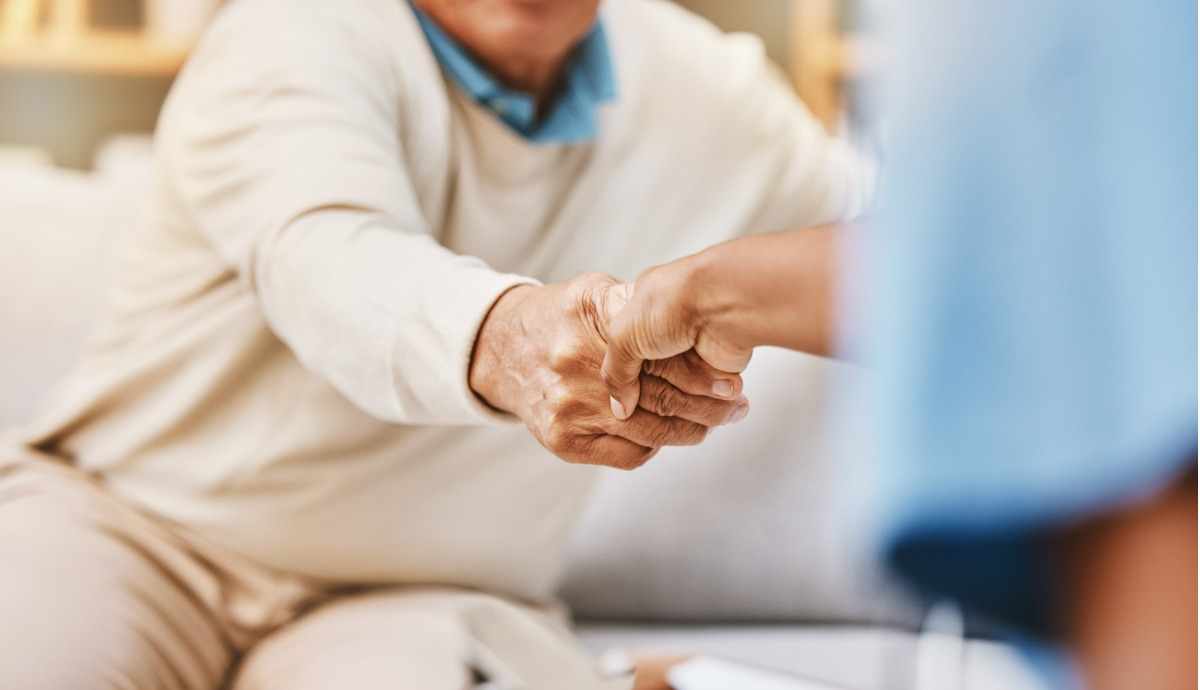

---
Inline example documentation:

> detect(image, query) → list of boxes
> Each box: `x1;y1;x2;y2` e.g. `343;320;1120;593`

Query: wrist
687;246;754;349
469;284;538;416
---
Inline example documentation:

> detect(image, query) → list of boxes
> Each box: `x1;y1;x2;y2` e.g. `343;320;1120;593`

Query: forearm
259;209;536;425
691;225;838;357
1060;466;1197;690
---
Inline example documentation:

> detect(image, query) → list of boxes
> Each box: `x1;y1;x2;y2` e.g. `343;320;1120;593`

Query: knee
231;592;473;690
0;465;228;690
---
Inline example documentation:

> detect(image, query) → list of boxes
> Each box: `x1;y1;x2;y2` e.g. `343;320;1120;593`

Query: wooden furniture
0;0;195;76
788;0;878;130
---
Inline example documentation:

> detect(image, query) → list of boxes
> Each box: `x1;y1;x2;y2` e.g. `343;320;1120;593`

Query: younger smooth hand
601;256;754;422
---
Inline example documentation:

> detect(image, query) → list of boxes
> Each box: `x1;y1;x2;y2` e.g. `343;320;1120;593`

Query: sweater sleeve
716;34;878;231
619;0;877;234
742;60;879;230
158;4;535;426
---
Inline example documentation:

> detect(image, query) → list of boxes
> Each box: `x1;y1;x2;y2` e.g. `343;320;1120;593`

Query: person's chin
499;0;597;31
504;0;569;10
491;21;589;60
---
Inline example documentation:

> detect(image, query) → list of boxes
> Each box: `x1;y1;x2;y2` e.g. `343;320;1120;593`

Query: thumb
601;314;644;421
600;282;634;324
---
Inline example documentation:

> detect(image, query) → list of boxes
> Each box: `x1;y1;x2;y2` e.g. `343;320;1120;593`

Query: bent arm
160;6;533;426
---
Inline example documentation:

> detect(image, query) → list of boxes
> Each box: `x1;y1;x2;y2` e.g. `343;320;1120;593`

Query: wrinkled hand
602;256;754;421
470;273;747;470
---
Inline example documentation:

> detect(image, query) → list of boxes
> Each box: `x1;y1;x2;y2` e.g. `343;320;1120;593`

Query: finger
576;434;659;471
610;407;710;448
637;375;749;426
601;315;647;422
600;283;633;324
642;350;744;400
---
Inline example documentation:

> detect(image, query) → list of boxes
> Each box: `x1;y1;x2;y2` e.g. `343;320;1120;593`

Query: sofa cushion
0;140;147;428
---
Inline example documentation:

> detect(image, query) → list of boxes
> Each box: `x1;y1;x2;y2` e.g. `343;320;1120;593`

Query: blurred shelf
788;0;879;130
0;29;192;77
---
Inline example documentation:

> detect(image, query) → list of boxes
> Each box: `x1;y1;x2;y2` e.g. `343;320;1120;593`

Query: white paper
667;656;849;690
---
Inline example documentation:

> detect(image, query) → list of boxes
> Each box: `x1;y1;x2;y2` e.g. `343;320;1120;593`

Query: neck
412;0;574;105
489;51;570;103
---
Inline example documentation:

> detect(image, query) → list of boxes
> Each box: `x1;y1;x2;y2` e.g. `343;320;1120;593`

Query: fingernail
712;380;735;398
727;402;749;424
610;396;627;420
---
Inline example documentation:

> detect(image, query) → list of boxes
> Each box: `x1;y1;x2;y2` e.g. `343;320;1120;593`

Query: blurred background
0;0;873;168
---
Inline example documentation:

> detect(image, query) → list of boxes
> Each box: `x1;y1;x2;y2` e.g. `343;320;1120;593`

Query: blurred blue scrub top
847;0;1197;659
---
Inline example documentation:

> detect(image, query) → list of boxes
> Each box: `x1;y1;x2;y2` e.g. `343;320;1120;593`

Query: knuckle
643;379;684;417
630;447;658;469
656;355;704;392
611;457;636;471
562;454;589;466
614;447;655;471
683;349;708;372
661;356;688;380
566;273;613;306
544;428;572;455
686;403;720;429
599;366;624;389
541;397;595;455
578;271;614;286
670;420;706;446
642;421;681;448
684;399;727;426
559;395;592;420
548;340;585;372
683;426;711;446
542;417;580;455
642;358;670;379
544;404;574;432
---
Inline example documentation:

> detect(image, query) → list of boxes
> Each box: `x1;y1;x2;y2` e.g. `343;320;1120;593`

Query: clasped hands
470;262;750;470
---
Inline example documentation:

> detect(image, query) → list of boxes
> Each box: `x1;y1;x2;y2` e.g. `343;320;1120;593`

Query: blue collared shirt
410;4;616;144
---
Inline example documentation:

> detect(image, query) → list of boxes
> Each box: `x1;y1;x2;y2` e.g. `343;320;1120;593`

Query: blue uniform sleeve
848;0;1197;638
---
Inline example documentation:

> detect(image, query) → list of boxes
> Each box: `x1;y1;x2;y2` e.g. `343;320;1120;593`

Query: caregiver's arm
603;225;837;420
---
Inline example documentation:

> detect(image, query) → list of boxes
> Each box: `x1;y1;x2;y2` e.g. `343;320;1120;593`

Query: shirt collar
410;3;616;144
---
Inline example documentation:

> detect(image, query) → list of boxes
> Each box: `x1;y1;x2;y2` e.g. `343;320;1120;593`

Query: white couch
0;142;1048;690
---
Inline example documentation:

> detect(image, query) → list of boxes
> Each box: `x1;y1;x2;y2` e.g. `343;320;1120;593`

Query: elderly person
0;0;869;687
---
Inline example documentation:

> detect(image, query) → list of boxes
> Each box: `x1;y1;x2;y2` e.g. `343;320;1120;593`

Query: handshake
470;263;754;470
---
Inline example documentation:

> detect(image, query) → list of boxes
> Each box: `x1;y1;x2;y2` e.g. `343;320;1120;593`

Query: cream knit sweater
26;0;872;601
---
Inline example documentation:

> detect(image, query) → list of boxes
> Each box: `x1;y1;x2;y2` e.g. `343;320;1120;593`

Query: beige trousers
0;450;574;690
